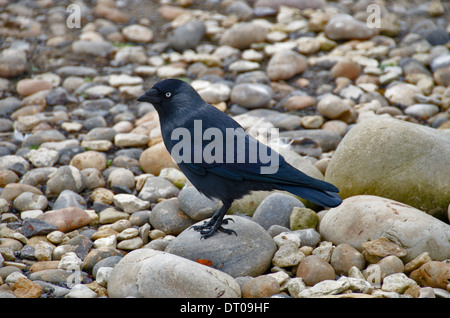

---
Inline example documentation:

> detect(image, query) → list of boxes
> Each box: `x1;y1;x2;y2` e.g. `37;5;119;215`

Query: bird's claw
191;218;237;239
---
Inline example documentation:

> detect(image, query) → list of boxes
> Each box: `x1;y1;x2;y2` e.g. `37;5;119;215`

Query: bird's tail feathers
277;184;342;208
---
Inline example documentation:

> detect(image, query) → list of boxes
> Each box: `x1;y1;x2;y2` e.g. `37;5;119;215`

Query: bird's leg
191;202;236;239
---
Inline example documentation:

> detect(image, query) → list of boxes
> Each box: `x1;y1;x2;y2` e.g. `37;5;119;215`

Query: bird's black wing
166;104;341;207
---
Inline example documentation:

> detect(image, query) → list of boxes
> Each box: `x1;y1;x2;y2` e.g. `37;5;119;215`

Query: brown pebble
37;207;91;233
242;275;280;298
410;261;450;289
13;277;42;298
296;255;335;286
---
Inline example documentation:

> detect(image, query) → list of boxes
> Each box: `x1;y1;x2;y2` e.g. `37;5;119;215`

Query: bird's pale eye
165;92;172;98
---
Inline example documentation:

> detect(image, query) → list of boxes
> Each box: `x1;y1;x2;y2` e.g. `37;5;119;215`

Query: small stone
0;156;30;177
58;252;83;270
122;24;153;43
290;207;319;230
99;208;129;224
0;48;27;78
177;186;220;221
219;22;268;50
364;255;405;285
53;190;86;210
330;244;365;276
72;40;115;57
47;231;65;244
116;237;144;250
283;95;316;111
107;168;135;190
91;188;114;205
108;74;143;87
324;14;376;41
300;115;324;129
228;60;260;73
404;104;440;120
82;168;106;190
16;79;52;97
93;235;117;249
13;277;42;298
266;50;307;81
13;192;48;212
0;170;19;187
96;267;113;287
113;194;149;213
410;261;450;289
230;83;272;109
317;94;352;120
362;237;407;263
139;142;179;175
65;284;98;298
114;133;149;147
156;65;187;78
286;277;307;298
330;58;362;80
272;240;305;268
242;276;280;298
46;166;86;197
312;241;334;263
169;20;206;52
404;252;432;273
21;218;58;238
70;151;107;171
37;207;91;233
296;255;335;286
34;241;54;261
83;247;124;274
296;278;350;298
138;176;180;203
384;83;422;106
382;273;418;294
253;193;305;230
149;198;194;235
84;85;116;98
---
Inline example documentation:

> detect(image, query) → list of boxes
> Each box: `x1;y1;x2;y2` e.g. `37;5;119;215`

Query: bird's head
137;79;203;116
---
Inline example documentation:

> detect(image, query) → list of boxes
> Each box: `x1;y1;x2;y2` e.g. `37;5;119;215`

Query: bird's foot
191;218;236;239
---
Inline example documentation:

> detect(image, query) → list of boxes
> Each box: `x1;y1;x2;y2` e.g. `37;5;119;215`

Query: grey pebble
252;192;305;230
178;186;221;221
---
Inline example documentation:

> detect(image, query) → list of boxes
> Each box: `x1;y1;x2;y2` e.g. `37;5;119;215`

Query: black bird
137;79;342;239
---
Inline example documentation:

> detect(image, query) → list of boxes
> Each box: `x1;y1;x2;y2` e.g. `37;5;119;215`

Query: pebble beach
0;0;449;299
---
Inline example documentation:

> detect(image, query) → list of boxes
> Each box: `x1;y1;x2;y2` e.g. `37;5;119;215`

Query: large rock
325;118;450;216
165;215;277;277
319;195;450;262
107;249;241;298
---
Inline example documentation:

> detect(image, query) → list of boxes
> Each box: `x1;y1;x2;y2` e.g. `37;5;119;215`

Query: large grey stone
108;249;241;298
165;215;277;277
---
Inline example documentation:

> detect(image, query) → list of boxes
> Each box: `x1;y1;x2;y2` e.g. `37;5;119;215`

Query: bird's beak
137;88;160;103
